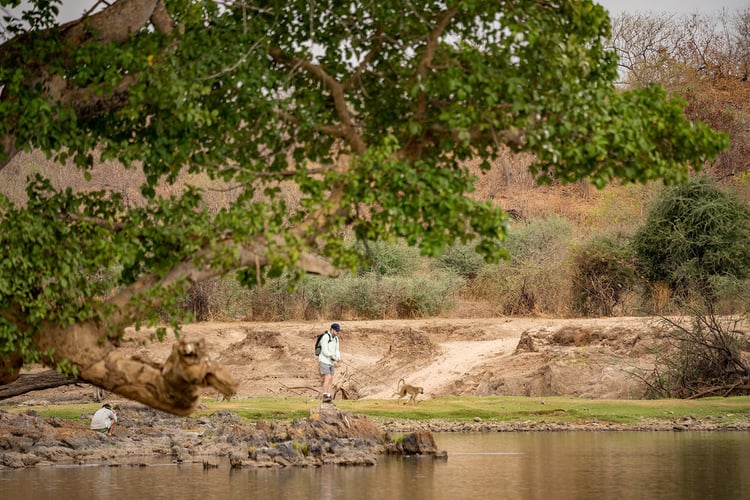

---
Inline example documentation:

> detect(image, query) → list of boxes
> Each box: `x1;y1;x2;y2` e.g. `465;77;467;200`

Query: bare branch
275;109;351;140
342;33;383;91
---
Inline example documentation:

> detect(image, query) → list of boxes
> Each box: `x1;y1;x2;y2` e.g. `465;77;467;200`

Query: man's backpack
314;332;329;356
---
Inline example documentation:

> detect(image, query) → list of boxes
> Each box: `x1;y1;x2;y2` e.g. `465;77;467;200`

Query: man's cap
102;403;112;409
330;323;341;332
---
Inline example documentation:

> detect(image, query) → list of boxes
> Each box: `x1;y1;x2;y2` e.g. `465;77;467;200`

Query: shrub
395;269;465;317
438;242;487;279
633;176;750;301
335;269;464;318
503;214;573;265
252;267;465;320
182;276;254;321
470;261;571;316
356;240;422;276
709;276;750;315
467;216;574;316
644;310;750;399
570;234;637;316
244;274;310;321
334;273;389;318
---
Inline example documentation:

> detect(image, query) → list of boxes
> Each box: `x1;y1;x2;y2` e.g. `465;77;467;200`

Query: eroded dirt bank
5;317;672;407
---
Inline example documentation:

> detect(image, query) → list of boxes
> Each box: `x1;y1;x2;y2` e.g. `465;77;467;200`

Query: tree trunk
0;370;82;399
29;321;237;416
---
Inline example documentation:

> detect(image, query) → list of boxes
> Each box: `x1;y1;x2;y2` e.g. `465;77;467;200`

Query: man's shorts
319;362;334;375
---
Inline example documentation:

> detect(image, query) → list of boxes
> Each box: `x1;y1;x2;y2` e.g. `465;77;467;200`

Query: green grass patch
1;402;104;420
201;397;314;421
334;395;750;425
4;396;750;426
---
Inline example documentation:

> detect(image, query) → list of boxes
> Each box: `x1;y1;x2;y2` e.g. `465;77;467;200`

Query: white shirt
90;407;117;430
317;331;340;365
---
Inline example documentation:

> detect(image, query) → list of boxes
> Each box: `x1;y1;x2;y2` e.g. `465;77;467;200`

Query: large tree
0;0;728;414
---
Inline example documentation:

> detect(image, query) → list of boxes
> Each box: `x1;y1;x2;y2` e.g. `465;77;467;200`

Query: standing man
319;323;341;403
90;403;118;436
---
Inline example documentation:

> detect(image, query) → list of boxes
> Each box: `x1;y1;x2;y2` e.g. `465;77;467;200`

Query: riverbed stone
405;430;436;454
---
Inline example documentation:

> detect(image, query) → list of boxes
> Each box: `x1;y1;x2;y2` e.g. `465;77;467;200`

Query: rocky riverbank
0;403;443;470
3;401;750;471
3;317;749;470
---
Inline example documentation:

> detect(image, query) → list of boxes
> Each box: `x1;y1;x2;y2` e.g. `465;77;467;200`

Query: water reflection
435;432;750;500
1;432;748;500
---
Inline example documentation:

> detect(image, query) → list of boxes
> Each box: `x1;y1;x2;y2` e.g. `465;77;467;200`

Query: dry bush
570;234;637;317
649;282;673;315
645;311;750;398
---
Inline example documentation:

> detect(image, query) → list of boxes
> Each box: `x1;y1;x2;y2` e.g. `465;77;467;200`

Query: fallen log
0;370;82;400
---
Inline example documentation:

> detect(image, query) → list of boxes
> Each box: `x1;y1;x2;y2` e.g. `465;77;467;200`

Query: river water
1;431;748;500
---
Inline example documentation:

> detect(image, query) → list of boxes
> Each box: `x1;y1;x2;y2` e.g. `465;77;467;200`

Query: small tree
633;176;750;302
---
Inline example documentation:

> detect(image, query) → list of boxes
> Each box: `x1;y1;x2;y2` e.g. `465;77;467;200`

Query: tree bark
0;324;237;415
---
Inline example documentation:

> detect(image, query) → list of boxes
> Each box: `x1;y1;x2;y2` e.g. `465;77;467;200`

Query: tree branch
269;48;367;154
30;319;238;415
414;6;459;122
275;110;350;140
342;32;383;91
0;370;83;400
0;0;174;171
61;0;164;44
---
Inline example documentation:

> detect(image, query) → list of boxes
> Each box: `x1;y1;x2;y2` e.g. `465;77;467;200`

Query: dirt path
366;338;515;398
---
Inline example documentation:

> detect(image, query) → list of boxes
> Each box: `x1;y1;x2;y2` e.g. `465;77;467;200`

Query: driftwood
278;383;352;400
0;370;82;399
685;381;750;399
280;384;320;397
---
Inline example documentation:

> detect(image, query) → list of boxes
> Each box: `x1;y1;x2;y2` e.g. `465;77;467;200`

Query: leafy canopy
0;1;728;367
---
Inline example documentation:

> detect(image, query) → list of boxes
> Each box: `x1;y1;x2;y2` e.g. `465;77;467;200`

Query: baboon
392;378;424;405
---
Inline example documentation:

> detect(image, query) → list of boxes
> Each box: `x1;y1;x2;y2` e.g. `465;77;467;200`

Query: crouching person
90;403;118;436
